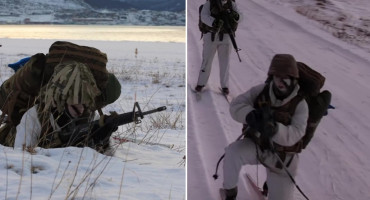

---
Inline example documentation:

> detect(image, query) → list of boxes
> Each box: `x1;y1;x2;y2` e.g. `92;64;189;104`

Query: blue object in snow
8;57;31;72
324;104;335;116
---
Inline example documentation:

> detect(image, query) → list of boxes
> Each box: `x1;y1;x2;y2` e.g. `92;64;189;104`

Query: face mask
273;76;291;93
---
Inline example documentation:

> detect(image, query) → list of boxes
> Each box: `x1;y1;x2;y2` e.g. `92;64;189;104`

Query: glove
261;118;277;139
91;121;118;144
246;107;277;139
246;109;263;130
229;10;239;21
212;19;224;32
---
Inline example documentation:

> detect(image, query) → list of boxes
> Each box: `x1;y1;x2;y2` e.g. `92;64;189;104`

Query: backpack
296;62;332;149
0;53;47;126
0;41;119;146
198;3;211;38
251;62;331;152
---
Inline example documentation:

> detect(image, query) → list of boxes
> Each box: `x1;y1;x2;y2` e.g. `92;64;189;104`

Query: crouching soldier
14;61;121;155
222;54;309;200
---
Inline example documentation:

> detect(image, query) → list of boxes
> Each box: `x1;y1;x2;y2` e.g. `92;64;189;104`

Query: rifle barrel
142;106;167;116
113;106;167;126
220;12;242;62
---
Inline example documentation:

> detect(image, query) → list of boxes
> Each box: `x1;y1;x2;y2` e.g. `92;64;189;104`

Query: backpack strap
250;84;306;153
272;95;305;153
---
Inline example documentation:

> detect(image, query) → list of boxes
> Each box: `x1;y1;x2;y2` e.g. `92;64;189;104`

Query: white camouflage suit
14;106;58;149
224;82;309;200
197;0;241;89
14;105;98;149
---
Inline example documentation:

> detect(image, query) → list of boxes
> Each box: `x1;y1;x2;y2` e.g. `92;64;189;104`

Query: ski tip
245;174;266;200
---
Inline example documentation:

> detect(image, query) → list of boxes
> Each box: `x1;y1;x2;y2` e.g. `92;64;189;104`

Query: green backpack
0;41;121;146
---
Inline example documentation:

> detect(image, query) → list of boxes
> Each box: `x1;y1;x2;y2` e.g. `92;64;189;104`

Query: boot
262;181;268;196
195;85;204;92
224;187;237;200
222;87;229;95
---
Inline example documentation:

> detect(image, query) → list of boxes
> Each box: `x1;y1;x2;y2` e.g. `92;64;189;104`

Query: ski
188;84;205;101
245;174;266;200
219;88;233;103
112;136;174;149
112;136;130;143
191;88;202;101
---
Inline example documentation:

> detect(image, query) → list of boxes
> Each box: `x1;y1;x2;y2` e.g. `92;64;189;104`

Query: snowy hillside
272;0;370;52
0;0;185;25
187;0;370;199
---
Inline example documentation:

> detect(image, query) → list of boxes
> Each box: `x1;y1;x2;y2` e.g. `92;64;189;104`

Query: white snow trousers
223;138;299;200
197;32;232;89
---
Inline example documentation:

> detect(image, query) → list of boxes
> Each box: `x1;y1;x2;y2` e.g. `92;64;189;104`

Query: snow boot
262;181;268;196
222;87;229;95
224;187;237;200
195;85;204;92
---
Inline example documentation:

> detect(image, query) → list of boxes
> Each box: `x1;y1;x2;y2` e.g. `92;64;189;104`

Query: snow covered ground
187;0;370;200
272;0;370;52
0;37;185;199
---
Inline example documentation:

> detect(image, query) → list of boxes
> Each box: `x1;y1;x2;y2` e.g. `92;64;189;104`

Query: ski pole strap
213;154;225;180
213;132;245;180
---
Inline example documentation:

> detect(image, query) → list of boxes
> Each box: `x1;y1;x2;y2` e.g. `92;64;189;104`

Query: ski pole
268;139;310;200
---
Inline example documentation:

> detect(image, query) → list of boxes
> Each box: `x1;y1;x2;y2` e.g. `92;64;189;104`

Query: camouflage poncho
40;61;101;112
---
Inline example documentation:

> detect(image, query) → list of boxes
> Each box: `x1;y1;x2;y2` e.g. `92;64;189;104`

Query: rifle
215;0;242;62
59;102;167;147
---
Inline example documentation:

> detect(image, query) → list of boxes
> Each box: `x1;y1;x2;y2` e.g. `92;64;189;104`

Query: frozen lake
0;25;185;43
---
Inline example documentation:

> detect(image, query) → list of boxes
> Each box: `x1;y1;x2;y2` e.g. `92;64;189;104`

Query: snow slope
187;0;370;199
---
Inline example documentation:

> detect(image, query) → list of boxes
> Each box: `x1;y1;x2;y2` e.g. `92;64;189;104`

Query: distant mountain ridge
0;0;185;25
83;0;185;12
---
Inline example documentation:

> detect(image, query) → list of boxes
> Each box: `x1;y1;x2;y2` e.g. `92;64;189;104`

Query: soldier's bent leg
223;139;259;190
266;166;296;200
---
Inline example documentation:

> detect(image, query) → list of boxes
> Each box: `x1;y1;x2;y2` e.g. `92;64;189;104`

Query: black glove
212;18;224;32
246;109;263;130
246;107;277;139
91;121;118;145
